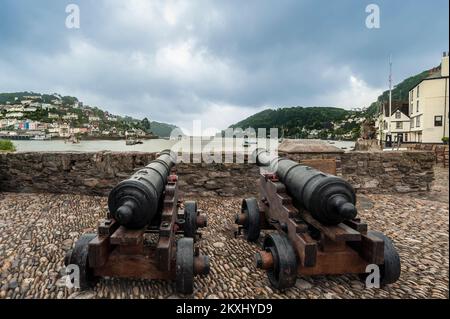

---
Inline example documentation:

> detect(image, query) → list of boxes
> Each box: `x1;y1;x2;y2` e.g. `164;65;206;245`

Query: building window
395;111;401;119
435;115;443;127
417;85;419;98
410;118;414;128
416;100;419;113
405;134;408;142
416;116;421;127
384;121;388;130
396;122;403;129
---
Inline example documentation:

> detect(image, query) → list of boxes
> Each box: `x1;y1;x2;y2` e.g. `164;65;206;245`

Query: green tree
141;117;151;133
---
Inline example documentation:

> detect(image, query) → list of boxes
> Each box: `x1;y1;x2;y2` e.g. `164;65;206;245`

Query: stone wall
0;152;157;196
177;163;259;198
341;151;435;193
0;150;435;197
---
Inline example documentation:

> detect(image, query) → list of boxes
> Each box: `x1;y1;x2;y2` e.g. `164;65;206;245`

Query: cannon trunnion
235;149;401;289
65;150;209;294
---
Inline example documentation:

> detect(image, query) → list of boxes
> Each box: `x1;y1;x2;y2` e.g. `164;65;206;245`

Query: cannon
235;148;400;289
65;150;209;294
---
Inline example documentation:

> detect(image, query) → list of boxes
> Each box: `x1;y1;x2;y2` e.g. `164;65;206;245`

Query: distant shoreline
0;135;163;141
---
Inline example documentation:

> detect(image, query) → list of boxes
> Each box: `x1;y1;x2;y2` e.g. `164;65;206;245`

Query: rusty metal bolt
235;213;247;225
255;250;274;270
196;214;207;228
193;255;210;276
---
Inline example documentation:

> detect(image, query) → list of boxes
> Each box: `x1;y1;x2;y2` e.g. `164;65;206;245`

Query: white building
375;100;411;143
0;118;18;128
8;106;24;112
42;103;56;110
89;116;101;122
48;113;59;119
62;113;79;120
23;107;37;112
5;112;24;118
408;52;449;143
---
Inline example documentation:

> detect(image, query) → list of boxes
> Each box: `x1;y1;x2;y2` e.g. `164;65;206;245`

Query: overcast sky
0;0;448;132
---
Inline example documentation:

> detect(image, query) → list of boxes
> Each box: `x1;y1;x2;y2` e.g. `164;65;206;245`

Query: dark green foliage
365;69;433;117
61;96;79;106
149;121;178;137
230;106;357;138
0;140;16;151
141;117;151;133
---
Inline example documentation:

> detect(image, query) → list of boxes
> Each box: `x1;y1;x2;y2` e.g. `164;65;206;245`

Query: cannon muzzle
108;149;177;229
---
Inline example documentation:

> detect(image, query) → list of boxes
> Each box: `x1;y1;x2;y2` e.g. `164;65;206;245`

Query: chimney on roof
442;51;449;77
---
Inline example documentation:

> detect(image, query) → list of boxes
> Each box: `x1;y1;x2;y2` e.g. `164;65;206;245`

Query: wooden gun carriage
235;149;401;289
65;150;209;294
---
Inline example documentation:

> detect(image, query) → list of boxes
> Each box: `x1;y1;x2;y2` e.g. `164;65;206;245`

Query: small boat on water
31;135;50;141
65;134;80;144
242;136;257;147
126;139;143;146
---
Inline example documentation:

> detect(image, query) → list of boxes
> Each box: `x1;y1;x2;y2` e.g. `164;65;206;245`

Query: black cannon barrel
254;148;357;225
108;149;177;229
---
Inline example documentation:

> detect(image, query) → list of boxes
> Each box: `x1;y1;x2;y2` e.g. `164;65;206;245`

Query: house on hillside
376;101;411;143
5;112;24;118
408;52;449;143
62;113;79;120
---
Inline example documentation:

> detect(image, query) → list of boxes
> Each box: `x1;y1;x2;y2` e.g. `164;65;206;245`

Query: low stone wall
0;150;435;197
341;151;435;193
177;163;259;198
354;139;382;151
0;152;157;196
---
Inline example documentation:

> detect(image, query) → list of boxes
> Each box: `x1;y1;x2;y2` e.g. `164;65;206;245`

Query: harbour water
12;138;355;153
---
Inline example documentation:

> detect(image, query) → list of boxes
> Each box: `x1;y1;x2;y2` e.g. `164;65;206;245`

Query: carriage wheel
64;233;97;290
239;198;261;242
259;233;297;289
369;231;401;286
176;237;194;294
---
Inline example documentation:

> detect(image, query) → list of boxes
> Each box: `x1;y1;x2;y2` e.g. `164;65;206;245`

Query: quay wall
0;151;435;197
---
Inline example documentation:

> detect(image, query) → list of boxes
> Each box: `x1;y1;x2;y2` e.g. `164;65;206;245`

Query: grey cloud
0;0;448;129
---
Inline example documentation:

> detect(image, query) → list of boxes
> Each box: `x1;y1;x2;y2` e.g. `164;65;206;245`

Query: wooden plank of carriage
300;210;361;242
88;235;111;267
110;226;145;246
93;249;175;280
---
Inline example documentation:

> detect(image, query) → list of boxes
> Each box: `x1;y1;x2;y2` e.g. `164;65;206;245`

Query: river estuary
11;138;355;153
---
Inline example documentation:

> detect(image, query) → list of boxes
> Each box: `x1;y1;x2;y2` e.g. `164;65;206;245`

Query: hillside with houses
0;92;177;139
230;106;367;140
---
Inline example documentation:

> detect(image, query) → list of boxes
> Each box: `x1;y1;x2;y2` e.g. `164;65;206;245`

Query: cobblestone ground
0;166;448;299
